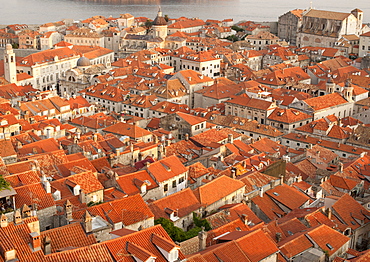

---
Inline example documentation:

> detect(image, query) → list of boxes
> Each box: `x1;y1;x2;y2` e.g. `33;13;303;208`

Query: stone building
278;9;305;45
297;8;364;48
359;31;370;57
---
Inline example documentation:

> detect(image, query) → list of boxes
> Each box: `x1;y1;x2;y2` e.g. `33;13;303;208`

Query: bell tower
4;44;17;84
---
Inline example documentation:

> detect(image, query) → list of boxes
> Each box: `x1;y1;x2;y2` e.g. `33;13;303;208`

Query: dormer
126;241;156;262
151;233;180;262
52;190;61;201
164;208;179;222
66;180;81;196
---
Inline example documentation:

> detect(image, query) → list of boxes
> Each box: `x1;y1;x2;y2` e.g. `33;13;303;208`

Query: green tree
155;217;203;242
0;175;10;191
164;15;169;22
231;25;244;32
193;212;211;231
226;35;239;42
144;20;153;34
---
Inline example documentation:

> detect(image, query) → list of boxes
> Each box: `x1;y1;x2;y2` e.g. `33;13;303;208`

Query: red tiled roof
41;223;96;253
193;176;245;206
147;155;187;183
104;225;185;262
332;193;370;230
15;182;55;210
149;188;201;219
304;93;348;111
73;194;154;226
307;224;350;256
236;229;279;261
103;122;152;139
266;184;310;210
116;170;158;195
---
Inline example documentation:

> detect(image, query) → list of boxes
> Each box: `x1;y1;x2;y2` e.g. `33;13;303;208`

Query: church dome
153;9;167;26
77;56;90;67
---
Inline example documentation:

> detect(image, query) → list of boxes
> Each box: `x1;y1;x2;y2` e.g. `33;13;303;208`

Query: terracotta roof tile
236;229;279;261
104;225;185;262
147;155;187;183
193;176;245;206
149;188;201;219
41;223;96;253
73;194;154;226
307;224;350;256
266;184;310;210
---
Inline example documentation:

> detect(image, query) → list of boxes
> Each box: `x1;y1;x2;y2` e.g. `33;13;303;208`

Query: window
179;176;185;183
164;184;168;192
172;180;176;188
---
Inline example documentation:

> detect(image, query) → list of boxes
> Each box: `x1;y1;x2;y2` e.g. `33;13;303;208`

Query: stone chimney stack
279;174;284;185
339;162;343;173
0;214;8;228
276;232;282;242
231;168;236;179
65;200;73;221
43;236;52;255
22;204;31;218
198;227;207;251
83;210;92;233
241;214;248;225
185;133;189;141
327;208;332;220
14;210;22;225
228;133;233;144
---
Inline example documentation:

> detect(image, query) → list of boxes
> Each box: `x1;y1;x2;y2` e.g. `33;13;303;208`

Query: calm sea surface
0;0;369;24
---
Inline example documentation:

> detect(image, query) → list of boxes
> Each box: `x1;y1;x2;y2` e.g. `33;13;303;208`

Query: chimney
279;174;284;185
93;133;98;142
130;142;134;152
259;187;264;197
228;133;233;144
65;200;73;221
22;204;31;218
231;168;236;179
0;214;8;227
241;214;248;225
327;208;332;220
83;210;92;233
43;236;51;255
43;179;51;194
14;210;22;225
339;162;343;172
276;232;282;242
198;228;207;251
30;232;42;251
185;133;189;141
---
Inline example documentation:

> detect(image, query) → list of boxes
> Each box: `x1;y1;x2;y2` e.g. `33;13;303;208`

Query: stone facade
278;9;305;45
297;9;363;48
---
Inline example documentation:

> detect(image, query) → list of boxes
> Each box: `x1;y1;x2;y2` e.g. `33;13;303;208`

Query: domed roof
153;9;167;26
77;56;90;67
